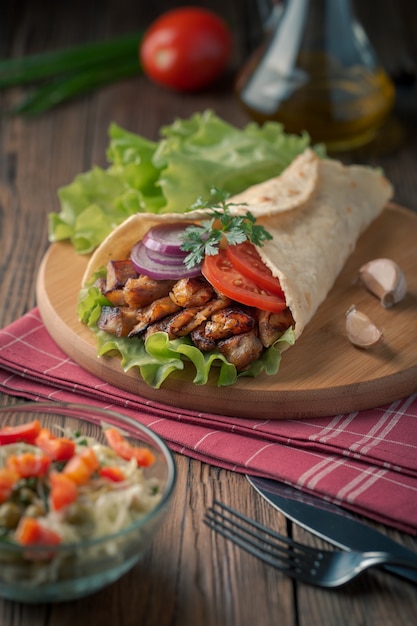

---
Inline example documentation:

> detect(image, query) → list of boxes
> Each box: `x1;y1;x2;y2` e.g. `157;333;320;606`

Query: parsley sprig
180;191;272;269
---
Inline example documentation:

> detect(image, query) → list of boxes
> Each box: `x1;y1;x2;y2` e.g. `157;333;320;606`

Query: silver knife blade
247;475;417;584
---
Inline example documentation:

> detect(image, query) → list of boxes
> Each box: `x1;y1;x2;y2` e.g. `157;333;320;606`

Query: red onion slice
131;240;201;280
142;222;191;256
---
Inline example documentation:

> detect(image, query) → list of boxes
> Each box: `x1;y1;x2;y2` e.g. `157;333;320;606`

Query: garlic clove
359;258;407;308
345;305;383;349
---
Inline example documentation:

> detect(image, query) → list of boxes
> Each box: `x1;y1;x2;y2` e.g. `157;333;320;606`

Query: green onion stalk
0;32;143;115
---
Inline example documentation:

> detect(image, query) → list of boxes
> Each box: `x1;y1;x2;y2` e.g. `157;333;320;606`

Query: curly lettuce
49;109;323;254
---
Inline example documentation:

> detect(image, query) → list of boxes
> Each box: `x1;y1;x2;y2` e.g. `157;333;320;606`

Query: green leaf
49;110;324;254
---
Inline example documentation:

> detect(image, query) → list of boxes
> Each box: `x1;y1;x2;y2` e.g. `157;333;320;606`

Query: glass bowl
0;401;176;603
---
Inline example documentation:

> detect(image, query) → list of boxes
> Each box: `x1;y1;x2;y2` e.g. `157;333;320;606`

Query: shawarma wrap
79;149;393;386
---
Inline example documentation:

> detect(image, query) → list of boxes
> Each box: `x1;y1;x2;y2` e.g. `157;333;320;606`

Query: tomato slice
98;466;126;482
0;419;42;445
6;452;51;478
49;472;78;511
225;241;285;298
0;468;19;503
15;517;61;547
104;428;155;467
202;249;287;313
35;428;76;462
63;447;99;485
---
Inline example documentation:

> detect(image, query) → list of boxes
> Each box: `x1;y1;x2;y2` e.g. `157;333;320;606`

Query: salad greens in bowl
0;402;176;603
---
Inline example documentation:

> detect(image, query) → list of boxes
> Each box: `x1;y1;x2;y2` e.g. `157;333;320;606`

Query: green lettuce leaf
77;282;296;389
49;110;324;254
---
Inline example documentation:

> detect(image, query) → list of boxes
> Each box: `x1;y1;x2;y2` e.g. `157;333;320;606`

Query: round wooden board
36;204;417;419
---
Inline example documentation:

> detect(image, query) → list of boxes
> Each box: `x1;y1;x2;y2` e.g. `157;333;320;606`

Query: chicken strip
218;332;264;371
124;275;176;308
203;306;256;341
128;297;181;337
106;259;138;290
97;306;139;337
170;276;215;307
257;308;295;347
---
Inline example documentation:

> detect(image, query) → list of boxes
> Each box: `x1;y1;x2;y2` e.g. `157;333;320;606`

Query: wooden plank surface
36;204;417;419
2;1;417;625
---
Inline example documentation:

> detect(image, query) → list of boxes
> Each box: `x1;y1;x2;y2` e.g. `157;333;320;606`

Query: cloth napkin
1;308;417;535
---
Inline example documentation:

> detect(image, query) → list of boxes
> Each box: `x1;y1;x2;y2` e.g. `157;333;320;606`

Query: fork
204;501;417;588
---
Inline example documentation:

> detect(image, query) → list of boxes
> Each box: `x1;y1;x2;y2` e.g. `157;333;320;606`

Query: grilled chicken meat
102;260;140;306
218;332;264;371
107;259;138;290
97;306;139;337
144;296;231;340
170;276;215;307
124;275;176;308
129;297;181;336
96;258;294;372
257;309;295;347
203;306;256;341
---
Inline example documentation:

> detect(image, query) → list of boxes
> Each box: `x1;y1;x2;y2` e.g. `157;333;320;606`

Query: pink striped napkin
1;308;417;535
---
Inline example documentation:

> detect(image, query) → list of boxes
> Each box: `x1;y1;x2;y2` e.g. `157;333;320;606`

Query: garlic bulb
345;305;383;349
359;258;407;308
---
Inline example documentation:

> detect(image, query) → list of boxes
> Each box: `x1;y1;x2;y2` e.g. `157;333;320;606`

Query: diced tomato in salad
98;465;126;482
15;517;61;547
0;419;41;444
104;428;156;467
49;471;78;511
35;428;76;461
6;452;51;478
0;467;19;503
62;447;99;485
0;421;157;549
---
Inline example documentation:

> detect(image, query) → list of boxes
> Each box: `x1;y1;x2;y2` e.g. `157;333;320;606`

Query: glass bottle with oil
236;0;395;152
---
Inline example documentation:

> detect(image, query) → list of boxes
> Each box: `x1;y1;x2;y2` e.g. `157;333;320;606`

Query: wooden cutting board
36;204;417;419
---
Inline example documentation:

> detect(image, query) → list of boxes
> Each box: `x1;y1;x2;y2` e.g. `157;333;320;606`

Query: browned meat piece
124;275;176;308
170;276;215;307
143;296;232;341
257;308;295;347
203;306;256;341
103;289;127;307
128;297;181;336
198;295;232;317
144;307;206;339
190;324;217;352
142;314;178;340
168;307;210;337
106;259;138;290
97;306;139;337
218;332;264;371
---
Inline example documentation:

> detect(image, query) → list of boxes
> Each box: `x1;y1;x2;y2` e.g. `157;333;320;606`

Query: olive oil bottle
236;0;395;152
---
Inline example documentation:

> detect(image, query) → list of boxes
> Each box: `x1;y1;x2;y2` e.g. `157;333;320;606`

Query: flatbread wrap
79;149;393;387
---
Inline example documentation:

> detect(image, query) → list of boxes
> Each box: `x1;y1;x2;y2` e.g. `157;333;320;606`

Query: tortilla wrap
82;149;393;343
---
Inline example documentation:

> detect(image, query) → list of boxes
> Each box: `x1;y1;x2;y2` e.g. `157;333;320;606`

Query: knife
247;475;417;584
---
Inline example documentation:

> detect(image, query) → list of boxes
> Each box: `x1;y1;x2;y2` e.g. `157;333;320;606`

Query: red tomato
49;472;78;511
140;7;232;91
0;468;19;503
15;517;61;547
63;447;99;485
202;249;287;313
99;465;126;482
6;452;51;478
35;428;76;462
104;428;155;467
0;419;41;445
225;242;285;298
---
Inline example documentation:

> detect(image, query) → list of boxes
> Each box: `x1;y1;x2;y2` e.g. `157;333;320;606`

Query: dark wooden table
1;1;417;624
